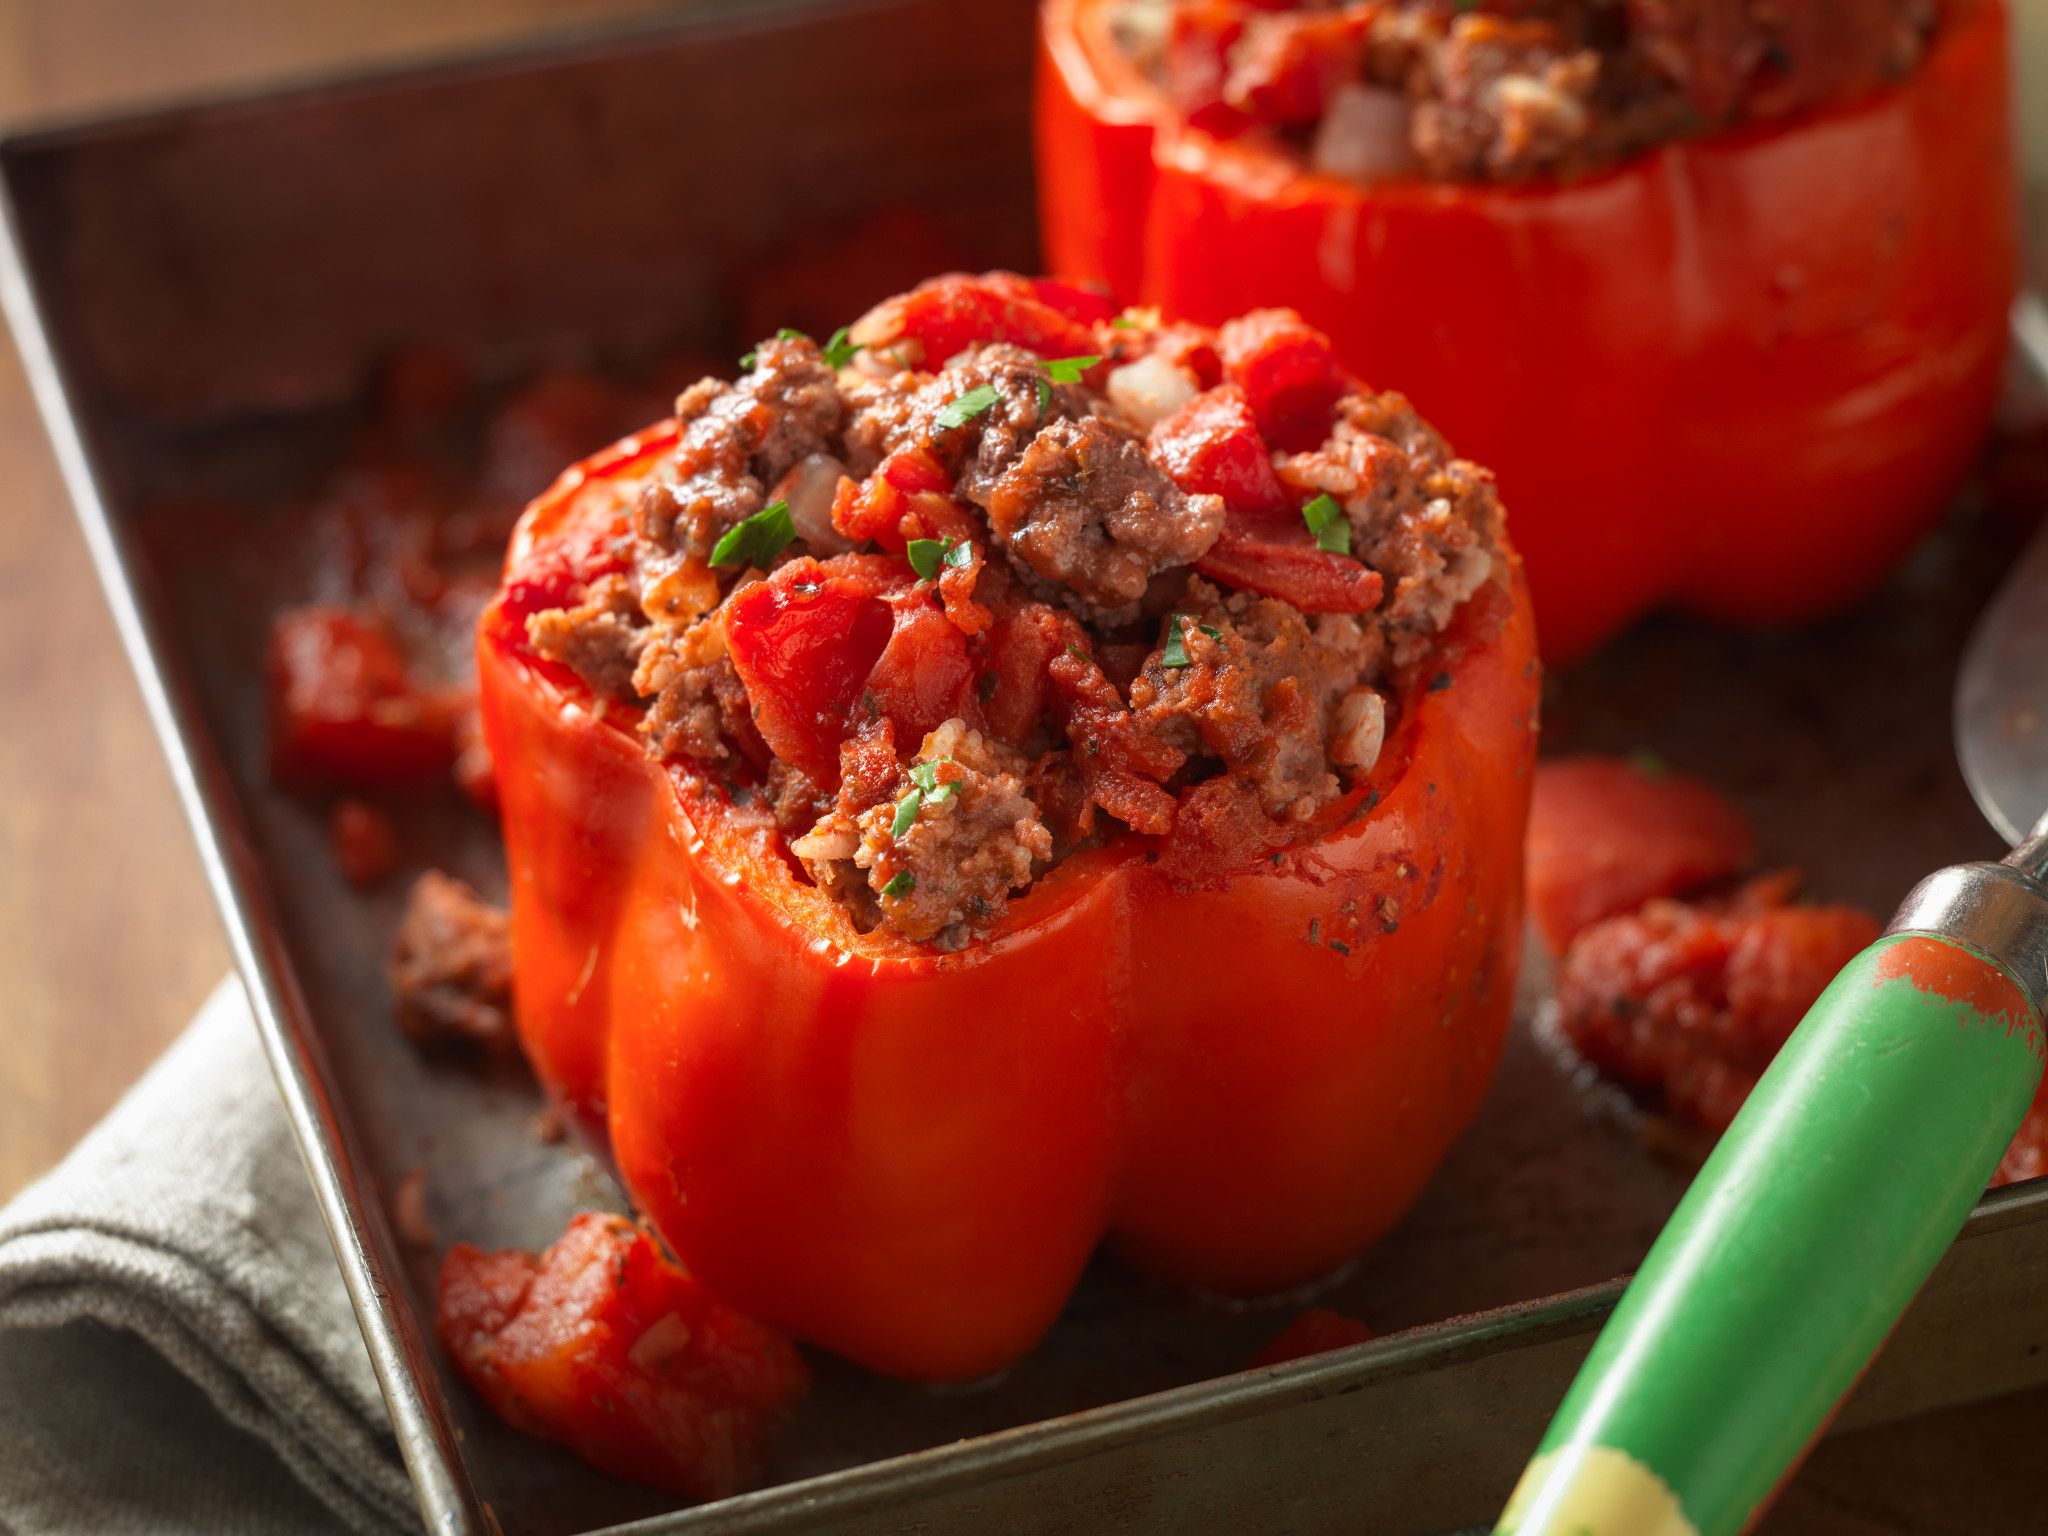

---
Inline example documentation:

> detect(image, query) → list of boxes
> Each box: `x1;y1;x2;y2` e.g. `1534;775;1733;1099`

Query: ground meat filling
794;720;1053;948
979;415;1225;617
388;870;515;1049
1130;582;1379;820
1277;392;1499;666
1120;0;1938;184
515;285;1505;945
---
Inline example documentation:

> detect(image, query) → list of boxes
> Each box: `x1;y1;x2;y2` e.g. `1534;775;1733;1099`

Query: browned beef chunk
388;871;513;1049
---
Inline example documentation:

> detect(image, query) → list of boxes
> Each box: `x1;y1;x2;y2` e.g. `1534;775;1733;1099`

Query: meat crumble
388;870;516;1049
513;275;1508;947
1112;0;1938;184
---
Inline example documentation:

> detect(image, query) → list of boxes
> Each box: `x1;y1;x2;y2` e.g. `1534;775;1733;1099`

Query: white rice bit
1332;688;1387;775
1106;352;1200;431
1313;85;1417;184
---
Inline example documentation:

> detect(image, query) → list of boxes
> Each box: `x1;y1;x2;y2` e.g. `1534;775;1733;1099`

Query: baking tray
4;2;2046;1532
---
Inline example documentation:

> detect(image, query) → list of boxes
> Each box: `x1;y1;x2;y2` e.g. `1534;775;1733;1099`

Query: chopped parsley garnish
908;757;959;805
1036;377;1052;416
1110;315;1139;330
890;789;922;838
1301;493;1352;556
1160;613;1222;669
708;500;795;568
935;383;1002;430
1065;643;1091;664
1041;355;1101;383
738;326;807;370
906;536;972;581
881;871;917;898
821;326;863;370
888;758;959;839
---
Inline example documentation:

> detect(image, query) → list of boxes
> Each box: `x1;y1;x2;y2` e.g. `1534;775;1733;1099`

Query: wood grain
0;0;676;1201
0;2;2039;1530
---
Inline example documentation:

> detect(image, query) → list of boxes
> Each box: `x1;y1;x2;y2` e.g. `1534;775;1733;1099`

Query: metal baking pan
4;1;2045;1531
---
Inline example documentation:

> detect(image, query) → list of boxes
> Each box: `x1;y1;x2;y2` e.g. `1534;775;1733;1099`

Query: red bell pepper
1036;0;2018;662
478;298;1541;1384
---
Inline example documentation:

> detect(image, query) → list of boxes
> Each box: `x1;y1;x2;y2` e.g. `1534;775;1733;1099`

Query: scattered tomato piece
1554;876;1880;1132
268;606;456;790
329;798;399;888
1149;384;1289;517
437;1214;809;1502
1195;523;1383;614
1253;1307;1376;1367
1527;755;1758;954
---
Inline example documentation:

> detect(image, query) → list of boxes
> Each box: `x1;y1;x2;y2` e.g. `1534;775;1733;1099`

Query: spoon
1494;299;2048;1536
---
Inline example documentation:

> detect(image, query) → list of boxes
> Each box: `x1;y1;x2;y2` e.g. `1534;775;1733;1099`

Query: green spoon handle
1498;863;2048;1536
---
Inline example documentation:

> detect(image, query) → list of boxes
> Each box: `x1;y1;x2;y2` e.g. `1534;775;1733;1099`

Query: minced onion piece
1332;689;1388;775
773;452;853;554
1312;85;1417;184
1106;352;1200;431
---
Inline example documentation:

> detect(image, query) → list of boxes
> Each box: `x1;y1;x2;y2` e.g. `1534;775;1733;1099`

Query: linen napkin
0;976;418;1535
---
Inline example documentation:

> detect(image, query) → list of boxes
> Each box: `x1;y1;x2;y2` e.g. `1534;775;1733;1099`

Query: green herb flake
1301;493;1352;556
1041;354;1102;384
739;326;809;370
890;788;923;838
1111;315;1139;330
821;326;864;370
708;499;796;569
908;757;959;806
1036;376;1052;416
907;536;970;581
1161;612;1208;669
935;383;1002;430
881;870;917;898
1330;939;1353;956
1427;671;1453;693
1065;643;1091;665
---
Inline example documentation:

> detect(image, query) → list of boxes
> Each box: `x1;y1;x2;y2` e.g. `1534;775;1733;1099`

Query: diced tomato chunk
1165;1;1248;134
329;798;399;887
851;273;1099;369
268;605;455;790
1020;275;1120;326
1149;384;1289;517
437;1213;809;1502
495;512;634;635
980;597;1063;746
721;556;902;787
1196;524;1384;613
1253;1308;1376;1367
1218;309;1346;451
1227;11;1371;125
1555;879;1879;1132
830;447;957;555
1527;755;1760;953
1046;626;1185;835
864;597;981;747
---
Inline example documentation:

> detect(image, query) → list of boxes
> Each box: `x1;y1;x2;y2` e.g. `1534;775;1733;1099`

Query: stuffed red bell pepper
478;274;1539;1382
1037;0;2017;661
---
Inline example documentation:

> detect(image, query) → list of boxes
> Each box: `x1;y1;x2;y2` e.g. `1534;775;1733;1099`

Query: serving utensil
1496;300;2048;1536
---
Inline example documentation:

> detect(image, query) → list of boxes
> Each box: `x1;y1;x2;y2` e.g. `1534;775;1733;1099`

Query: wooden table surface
0;2;2041;1530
